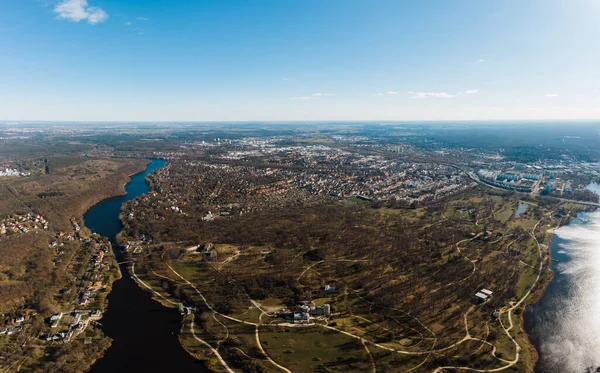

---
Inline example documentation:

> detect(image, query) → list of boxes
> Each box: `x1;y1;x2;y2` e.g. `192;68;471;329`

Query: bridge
116;260;135;265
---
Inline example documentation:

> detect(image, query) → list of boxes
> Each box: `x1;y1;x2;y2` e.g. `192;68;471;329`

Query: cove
85;159;206;372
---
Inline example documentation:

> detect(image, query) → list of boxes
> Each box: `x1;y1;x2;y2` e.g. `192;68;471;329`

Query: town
0;213;49;236
0;216;115;347
0;167;30;177
2;122;600;373
119;135;600;230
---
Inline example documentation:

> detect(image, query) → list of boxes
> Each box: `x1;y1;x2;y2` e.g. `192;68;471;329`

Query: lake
515;202;529;217
525;208;600;373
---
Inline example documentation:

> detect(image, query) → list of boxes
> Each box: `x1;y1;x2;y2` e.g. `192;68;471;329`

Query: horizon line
2;118;600;124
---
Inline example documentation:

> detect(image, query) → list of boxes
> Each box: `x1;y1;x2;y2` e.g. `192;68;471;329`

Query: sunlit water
525;210;600;373
515;202;529;217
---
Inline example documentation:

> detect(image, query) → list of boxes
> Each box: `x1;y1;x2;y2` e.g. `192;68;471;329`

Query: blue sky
1;0;600;121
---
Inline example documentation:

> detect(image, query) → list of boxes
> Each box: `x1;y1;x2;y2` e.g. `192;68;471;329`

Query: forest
124;161;587;372
0;156;146;372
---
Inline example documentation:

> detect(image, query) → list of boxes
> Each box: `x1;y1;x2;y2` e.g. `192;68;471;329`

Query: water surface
525;209;600;373
85;159;206;372
586;182;600;195
515;202;529;217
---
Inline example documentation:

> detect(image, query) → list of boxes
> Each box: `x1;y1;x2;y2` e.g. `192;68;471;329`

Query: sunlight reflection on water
530;210;600;373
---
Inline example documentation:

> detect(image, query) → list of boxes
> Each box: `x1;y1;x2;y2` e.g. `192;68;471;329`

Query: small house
474;292;488;303
480;289;493;297
50;312;63;328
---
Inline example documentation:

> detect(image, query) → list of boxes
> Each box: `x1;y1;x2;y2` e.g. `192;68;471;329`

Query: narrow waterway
525;195;600;372
85;159;206;372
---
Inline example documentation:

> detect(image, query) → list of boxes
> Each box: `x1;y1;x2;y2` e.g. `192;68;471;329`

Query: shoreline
83;158;202;373
80;159;150;225
82;159;150;299
83;157;152;294
522;207;594;372
80;158;151;373
91;171;596;372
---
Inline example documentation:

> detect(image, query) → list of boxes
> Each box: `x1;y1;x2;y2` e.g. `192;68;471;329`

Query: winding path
433;219;544;372
139;218;546;373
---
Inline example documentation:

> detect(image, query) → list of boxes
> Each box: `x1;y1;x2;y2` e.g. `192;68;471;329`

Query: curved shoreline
75;159;149;372
80;159;150;225
80;160;151;288
84;158;205;373
523;207;595;372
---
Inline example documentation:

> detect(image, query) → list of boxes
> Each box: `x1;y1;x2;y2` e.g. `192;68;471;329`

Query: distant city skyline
2;0;600;121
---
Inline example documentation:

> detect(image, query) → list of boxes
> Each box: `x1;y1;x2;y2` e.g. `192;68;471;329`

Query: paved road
467;172;600;207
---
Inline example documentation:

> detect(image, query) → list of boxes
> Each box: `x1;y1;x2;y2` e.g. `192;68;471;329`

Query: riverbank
0;156;154;373
85;158;206;373
78;159;149;228
75;160;151;372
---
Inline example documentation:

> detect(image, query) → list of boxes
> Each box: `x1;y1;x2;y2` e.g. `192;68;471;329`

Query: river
84;159;206;372
525;187;600;373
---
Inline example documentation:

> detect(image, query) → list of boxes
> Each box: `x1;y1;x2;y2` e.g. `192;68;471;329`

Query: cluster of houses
77;243;110;306
44;219;111;343
51;217;84;265
44;310;102;343
281;303;332;324
0;213;48;236
184;242;218;260
0;324;23;336
121;234;153;253
0;215;112;345
50;218;113;307
0;167;30;177
0;314;28;336
133;144;473;227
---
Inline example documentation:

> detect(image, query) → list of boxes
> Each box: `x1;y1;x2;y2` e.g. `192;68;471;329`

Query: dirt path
189;316;236;373
253;301;292;373
433;219;544;372
131;263;178;306
155;224;545;373
361;340;376;373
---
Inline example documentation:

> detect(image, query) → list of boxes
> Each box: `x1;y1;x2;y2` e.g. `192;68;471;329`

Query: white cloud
136;17;150;21
124;21;131;26
546;93;560;98
477;58;486;64
291;93;333;100
373;91;398;96
464;89;480;95
409;91;455;99
54;0;108;24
